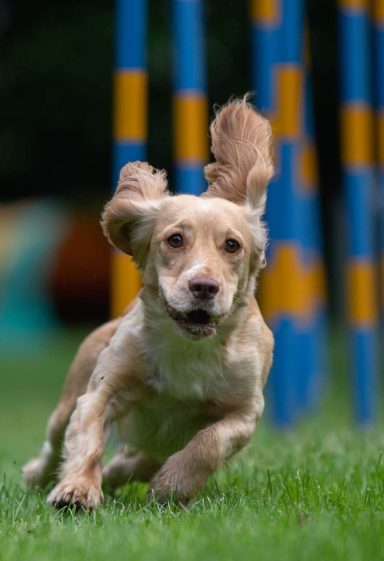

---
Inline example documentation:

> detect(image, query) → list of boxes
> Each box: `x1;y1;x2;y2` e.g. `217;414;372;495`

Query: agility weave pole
111;0;147;317
296;66;327;414
373;1;384;330
251;0;327;425
111;0;207;316
251;0;296;425
172;0;208;195
339;0;378;424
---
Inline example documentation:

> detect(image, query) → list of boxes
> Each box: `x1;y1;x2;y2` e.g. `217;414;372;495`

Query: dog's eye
224;239;241;253
167;233;184;248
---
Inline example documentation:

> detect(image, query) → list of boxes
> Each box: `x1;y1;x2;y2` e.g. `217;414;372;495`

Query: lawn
1;329;383;561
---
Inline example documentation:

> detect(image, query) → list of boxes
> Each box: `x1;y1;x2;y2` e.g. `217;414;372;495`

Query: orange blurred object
50;213;110;324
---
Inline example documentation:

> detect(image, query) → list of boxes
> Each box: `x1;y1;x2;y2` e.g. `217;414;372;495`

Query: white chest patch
144;319;226;400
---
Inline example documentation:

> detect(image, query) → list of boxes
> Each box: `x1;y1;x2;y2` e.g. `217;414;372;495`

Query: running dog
23;99;274;509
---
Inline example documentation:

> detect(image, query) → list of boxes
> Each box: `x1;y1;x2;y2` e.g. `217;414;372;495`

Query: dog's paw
23;457;52;488
47;478;103;511
148;452;207;505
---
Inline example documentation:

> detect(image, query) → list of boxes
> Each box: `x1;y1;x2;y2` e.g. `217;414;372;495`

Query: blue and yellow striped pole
172;0;208;195
251;0;306;425
373;1;384;327
339;0;377;424
297;69;327;411
111;0;147;316
250;0;280;115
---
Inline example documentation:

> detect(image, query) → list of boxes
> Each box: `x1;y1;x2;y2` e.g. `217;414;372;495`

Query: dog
22;99;274;509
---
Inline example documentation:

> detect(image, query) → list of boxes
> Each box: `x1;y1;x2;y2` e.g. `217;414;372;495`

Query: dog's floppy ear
101;161;168;267
203;98;274;211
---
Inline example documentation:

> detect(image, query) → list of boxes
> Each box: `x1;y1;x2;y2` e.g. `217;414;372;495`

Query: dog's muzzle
166;304;219;338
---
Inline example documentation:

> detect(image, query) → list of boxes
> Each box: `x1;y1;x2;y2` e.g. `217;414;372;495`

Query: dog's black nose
188;277;220;300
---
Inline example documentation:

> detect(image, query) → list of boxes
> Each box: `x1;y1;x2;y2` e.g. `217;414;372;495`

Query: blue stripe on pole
299;191;316;263
172;0;206;92
339;2;377;425
278;0;304;63
115;0;148;69
343;169;375;257
339;11;371;102
113;142;146;186
266;142;301;243
250;25;279;112
376;27;384;106
350;329;377;424
296;325;317;411
174;165;206;195
267;317;299;426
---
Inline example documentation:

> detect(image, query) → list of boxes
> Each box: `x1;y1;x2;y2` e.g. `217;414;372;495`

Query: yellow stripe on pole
377;110;384;164
173;94;208;161
341;104;373;166
250;0;279;24
111;252;141;317
273;66;303;139
339;0;370;9
299;142;317;192
347;261;377;326
259;245;311;320
373;0;384;22
113;70;147;141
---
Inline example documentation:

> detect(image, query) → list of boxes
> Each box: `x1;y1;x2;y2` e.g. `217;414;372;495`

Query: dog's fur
23;99;274;508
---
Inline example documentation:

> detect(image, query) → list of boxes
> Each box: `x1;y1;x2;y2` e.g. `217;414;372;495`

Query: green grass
1;329;383;561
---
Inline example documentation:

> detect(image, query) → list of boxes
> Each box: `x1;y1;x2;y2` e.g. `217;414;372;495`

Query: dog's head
102;100;274;339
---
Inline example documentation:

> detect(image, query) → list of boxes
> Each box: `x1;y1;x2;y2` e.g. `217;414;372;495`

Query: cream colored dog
23;99;274;509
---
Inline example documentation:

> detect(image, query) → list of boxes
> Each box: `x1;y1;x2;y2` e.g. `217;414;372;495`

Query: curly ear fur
115;161;168;199
203;98;274;210
101;161;169;268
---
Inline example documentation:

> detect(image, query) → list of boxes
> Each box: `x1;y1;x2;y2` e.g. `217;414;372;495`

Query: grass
1;328;384;561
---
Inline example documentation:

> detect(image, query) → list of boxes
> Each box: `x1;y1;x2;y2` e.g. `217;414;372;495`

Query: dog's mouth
166;305;219;337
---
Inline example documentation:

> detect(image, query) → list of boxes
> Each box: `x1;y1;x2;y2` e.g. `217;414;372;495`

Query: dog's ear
101;161;169;268
203;99;274;212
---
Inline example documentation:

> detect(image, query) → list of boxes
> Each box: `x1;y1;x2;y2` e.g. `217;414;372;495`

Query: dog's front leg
47;390;112;510
149;404;262;504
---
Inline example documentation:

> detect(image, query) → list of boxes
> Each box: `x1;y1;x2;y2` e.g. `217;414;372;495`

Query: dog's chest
145;335;227;401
